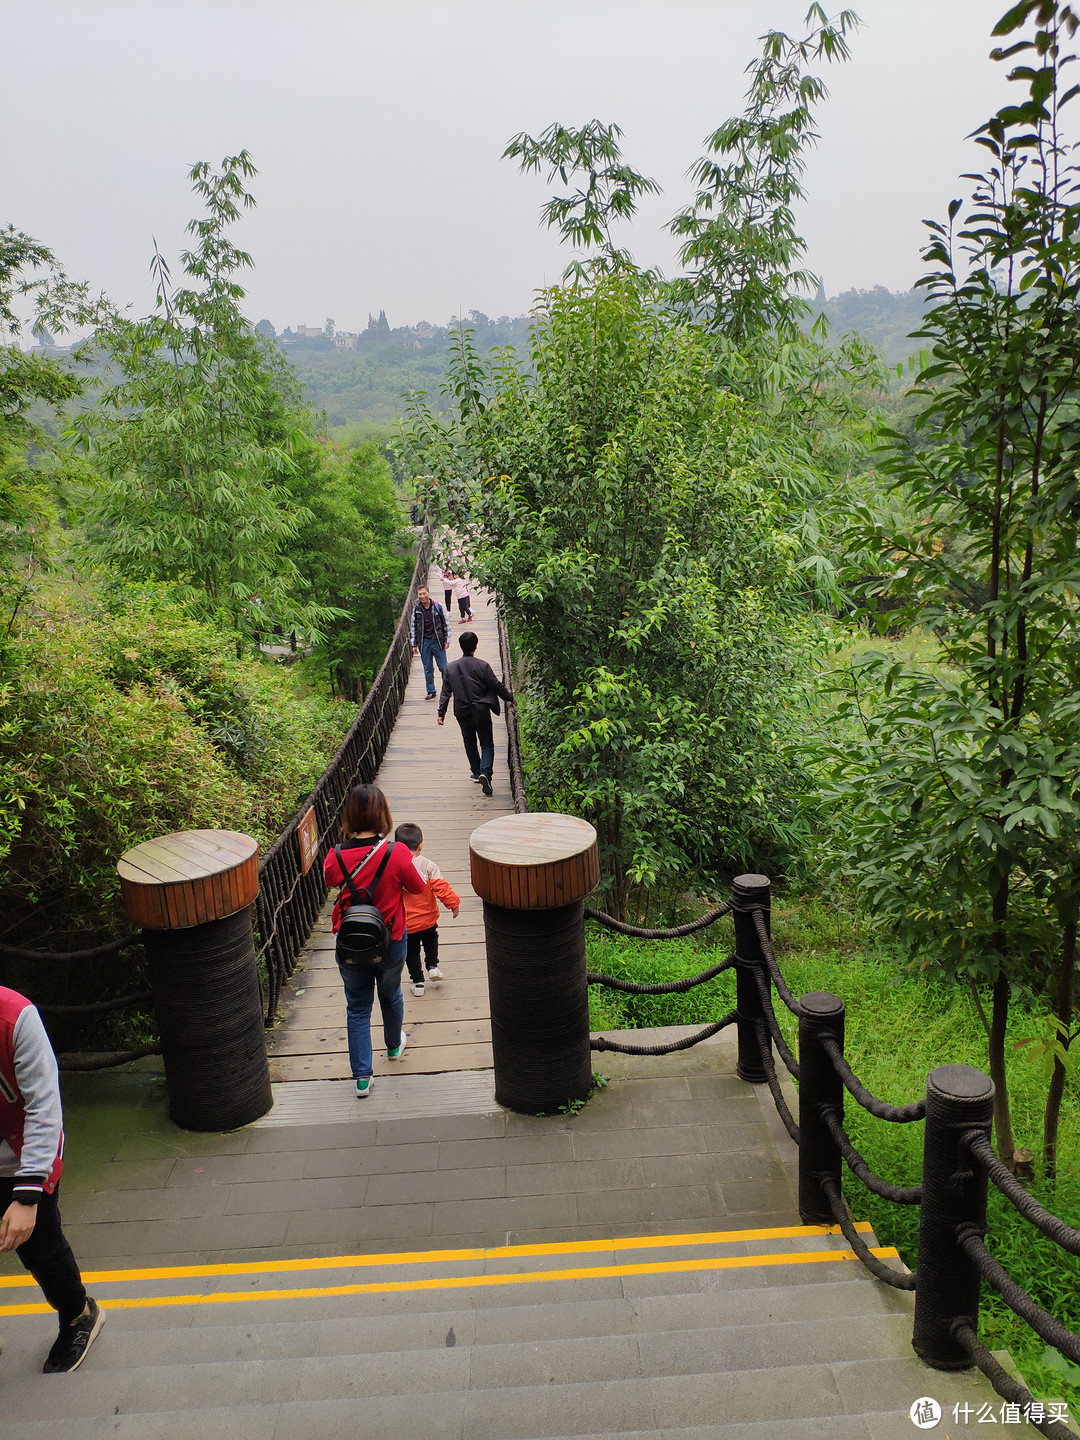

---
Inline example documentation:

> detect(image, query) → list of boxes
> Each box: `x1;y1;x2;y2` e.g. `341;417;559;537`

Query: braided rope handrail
956;1223;1080;1365
951;1321;1073;1438
751;908;802;1016
751;962;801;1081
821;1175;917;1290
0;933;141;962
585;899;733;939
754;1019;799;1143
821;1106;922;1205
962;1130;1080;1258
819;1035;926;1124
37;990;153;1017
591;1008;738;1055
586;951;737;995
57;1043;161;1072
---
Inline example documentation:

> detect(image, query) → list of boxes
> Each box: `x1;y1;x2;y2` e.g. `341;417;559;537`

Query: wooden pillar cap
470;813;599;909
118;829;259;930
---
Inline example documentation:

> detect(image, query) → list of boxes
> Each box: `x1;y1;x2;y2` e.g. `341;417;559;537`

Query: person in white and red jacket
0;985;104;1372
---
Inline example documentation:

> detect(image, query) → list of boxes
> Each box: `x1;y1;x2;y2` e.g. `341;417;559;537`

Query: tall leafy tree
822;0;1080;1173
77;154;329;651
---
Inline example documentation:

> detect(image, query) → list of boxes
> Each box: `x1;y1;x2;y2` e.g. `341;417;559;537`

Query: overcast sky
4;0;1018;332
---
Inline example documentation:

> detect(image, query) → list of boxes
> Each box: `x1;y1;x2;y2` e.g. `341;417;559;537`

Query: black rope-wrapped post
912;1064;994;1369
118;830;273;1132
470;814;599;1114
797;991;845;1225
731;874;771;1084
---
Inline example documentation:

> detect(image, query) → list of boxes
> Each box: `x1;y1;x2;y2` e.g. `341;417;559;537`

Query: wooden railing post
470;814;599;1114
118;829;272;1131
797;991;845;1225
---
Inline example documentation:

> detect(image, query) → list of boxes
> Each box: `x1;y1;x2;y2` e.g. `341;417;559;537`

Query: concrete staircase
0;1223;1025;1439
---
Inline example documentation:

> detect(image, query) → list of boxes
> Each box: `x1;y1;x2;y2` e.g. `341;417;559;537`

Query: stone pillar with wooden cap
118;830;272;1131
470;813;599;1115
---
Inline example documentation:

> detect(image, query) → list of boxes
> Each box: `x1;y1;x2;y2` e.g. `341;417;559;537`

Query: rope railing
821;1175;917;1291
585;899;733;939
751;962;800;1081
964;1129;1080;1257
751;909;801;1016
754;1018;799;1143
952;1322;1073;1438
818;1035;926;1124
820;1106;922;1205
587;951;737;995
957;1223;1080;1365
0;934;140;962
591;1007;738;1056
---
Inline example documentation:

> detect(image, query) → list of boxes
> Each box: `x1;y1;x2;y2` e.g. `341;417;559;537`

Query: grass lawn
586;898;1080;1412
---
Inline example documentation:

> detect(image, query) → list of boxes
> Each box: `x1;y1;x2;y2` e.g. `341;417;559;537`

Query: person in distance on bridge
437;630;514;797
0;985;105;1372
410;583;450;701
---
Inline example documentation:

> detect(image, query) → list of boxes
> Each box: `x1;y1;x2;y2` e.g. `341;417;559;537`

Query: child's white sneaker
427;967;444;981
410;982;425;997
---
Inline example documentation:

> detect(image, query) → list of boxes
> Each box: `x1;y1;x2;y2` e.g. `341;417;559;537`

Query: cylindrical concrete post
912;1064;994;1370
470;813;599;1115
798;991;845;1225
118;829;272;1132
731;873;771;1084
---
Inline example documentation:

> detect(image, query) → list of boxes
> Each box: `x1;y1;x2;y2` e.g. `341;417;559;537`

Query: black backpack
335;840;395;965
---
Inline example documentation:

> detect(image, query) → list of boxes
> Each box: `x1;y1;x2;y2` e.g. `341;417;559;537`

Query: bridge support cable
592;1009;738;1057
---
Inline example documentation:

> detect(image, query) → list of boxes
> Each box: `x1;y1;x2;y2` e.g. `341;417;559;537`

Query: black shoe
470;773;482;783
425;691;436;700
43;1298;105;1374
480;773;493;796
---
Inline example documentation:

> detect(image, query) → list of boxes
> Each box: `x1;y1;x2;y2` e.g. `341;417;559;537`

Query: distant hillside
817;286;930;365
271;313;532;433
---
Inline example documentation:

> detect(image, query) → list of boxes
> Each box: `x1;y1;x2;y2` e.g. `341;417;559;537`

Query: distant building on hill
334;331;359;350
414;322;437;339
295;324;323;339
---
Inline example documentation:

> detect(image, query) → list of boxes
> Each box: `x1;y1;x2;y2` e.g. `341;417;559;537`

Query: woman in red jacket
323;784;426;1097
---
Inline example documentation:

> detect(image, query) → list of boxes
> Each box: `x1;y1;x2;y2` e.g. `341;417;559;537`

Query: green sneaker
355;1077;373;1098
387;1031;408;1061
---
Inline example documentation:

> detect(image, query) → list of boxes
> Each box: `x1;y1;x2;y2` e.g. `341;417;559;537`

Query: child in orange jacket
394;822;460;996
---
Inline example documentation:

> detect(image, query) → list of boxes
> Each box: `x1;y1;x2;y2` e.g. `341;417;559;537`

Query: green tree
401;276;804;914
821;0;1080;1173
76;153;329;652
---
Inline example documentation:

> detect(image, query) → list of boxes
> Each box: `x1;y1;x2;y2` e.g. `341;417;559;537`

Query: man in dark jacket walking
437;631;513;795
411;584;450;699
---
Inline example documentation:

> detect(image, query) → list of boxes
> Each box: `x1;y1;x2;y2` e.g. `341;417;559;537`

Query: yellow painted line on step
0;1246;902;1316
0;1221;874;1290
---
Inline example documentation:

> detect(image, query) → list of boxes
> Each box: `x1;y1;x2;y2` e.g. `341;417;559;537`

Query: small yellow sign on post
297;806;319;875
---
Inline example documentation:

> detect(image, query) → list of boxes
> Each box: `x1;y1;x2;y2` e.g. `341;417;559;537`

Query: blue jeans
420;638;447;695
337;935;406;1078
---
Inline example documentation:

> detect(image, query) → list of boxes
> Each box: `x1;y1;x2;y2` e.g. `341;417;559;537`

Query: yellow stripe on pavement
0;1221;874;1290
0;1245;902;1316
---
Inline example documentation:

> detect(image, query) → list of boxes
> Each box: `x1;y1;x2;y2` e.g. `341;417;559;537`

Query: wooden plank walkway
267;572;512;1081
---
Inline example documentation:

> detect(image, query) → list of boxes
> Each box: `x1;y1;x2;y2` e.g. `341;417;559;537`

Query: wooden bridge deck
266;573;512;1081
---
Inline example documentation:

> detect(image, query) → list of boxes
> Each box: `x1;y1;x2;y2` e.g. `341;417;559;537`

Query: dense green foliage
819;0;1080;1169
403;278;810;914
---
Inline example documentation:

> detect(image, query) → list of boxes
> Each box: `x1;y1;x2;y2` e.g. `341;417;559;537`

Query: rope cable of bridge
57;1043;161;1072
820;1174;917;1290
586;951;737;995
821;1105;922;1205
819;1035;926;1123
751;962;801;1080
591;1007;738;1055
37;990;154;1017
754;1019;799;1143
956;1223;1080;1365
751;908;802;1016
962;1129;1080;1257
584;899;733;939
0;934;141;962
951;1321;1073;1438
